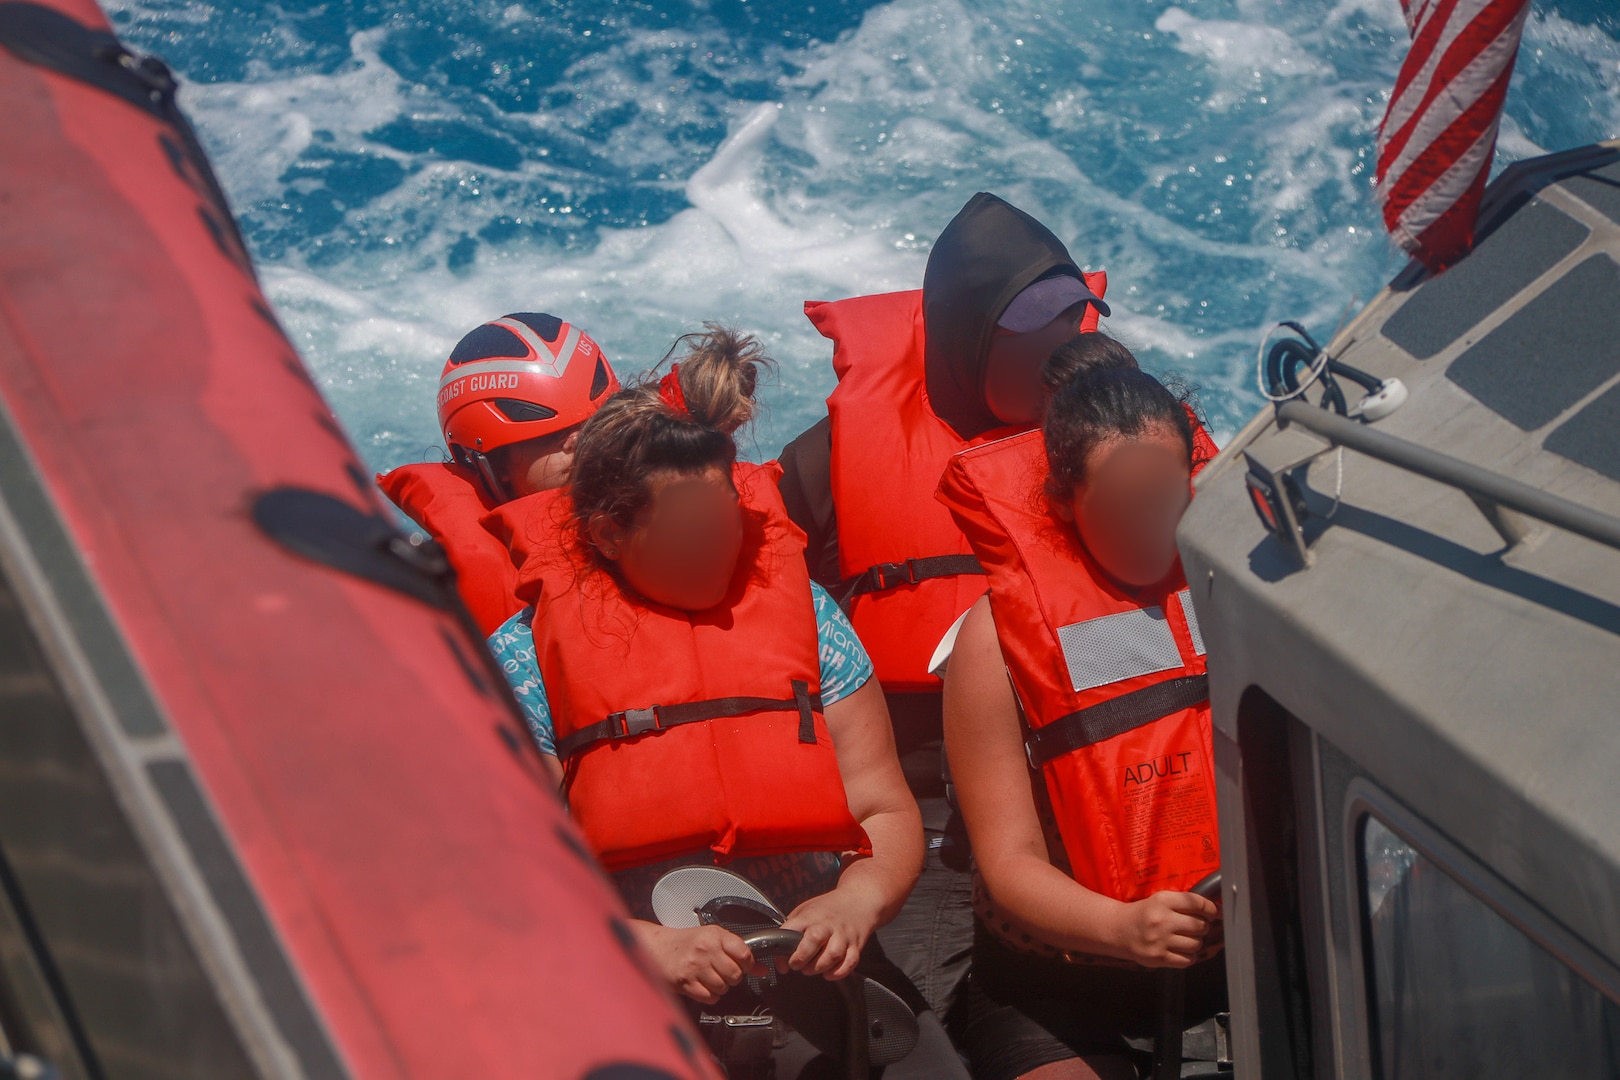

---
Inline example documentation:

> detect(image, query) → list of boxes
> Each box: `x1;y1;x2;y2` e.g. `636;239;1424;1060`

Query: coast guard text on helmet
438;370;526;409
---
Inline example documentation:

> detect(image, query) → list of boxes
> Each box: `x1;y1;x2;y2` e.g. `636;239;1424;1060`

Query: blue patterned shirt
488;581;874;758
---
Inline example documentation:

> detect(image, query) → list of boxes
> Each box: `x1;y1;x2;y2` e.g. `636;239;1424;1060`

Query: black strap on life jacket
555;679;823;762
1024;675;1209;770
839;554;984;604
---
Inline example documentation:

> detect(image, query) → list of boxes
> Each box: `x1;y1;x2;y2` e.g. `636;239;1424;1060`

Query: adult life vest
811;274;1108;693
937;430;1218;903
377;462;524;635
516;461;872;873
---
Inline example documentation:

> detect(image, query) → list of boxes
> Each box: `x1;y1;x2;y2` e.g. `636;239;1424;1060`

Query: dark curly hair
1041;332;1140;393
1043;367;1195;506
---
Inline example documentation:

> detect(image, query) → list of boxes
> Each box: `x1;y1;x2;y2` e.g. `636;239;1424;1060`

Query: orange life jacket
937;430;1219;902
811;276;1109;693
516;461;872;873
377;463;524;635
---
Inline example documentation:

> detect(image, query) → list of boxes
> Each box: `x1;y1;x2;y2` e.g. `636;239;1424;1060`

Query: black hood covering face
922;192;1084;439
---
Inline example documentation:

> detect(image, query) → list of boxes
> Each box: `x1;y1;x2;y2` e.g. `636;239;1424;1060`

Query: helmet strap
454;444;514;505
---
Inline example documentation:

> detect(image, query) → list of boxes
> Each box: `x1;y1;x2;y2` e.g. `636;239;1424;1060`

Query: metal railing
1275;400;1620;554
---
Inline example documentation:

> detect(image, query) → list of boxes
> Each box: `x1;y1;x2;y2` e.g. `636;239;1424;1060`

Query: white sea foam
105;0;1620;466
175;30;411;207
1155;8;1326;82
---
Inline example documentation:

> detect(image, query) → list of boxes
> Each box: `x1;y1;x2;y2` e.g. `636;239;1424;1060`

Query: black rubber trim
252;487;460;612
0;1;249;275
556;689;826;762
255;485;547;762
1025;675;1210;769
581;1066;687;1080
146;760;347;1080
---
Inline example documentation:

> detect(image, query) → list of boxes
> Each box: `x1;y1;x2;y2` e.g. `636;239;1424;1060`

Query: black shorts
949;923;1226;1080
873;799;976;1018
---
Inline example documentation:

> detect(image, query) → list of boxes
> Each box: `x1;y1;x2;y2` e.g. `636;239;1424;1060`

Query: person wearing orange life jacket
376;312;619;635
491;327;966;1078
936;362;1224;1080
776;191;1110;1018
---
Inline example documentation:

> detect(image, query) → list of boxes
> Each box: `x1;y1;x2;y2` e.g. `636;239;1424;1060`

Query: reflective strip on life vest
1056;607;1187;693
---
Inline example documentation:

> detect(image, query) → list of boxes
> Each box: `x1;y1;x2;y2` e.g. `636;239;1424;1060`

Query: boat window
1360;816;1620;1079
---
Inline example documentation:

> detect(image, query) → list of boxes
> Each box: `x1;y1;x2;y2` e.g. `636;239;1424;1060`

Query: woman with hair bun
490;327;959;1077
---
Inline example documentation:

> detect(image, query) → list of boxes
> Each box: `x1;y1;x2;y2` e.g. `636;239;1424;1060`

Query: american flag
1375;0;1534;273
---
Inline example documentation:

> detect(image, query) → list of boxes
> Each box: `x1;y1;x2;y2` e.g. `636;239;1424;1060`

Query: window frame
1342;778;1620;1078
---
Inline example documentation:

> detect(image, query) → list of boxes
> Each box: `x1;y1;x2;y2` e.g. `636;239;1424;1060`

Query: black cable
1262;322;1380;417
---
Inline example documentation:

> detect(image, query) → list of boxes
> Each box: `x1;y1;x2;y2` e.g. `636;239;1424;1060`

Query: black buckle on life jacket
611;706;662;739
842;554;985;604
873;559;924;590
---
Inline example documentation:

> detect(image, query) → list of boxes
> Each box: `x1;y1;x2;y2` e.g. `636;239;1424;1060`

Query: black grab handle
835;973;870;1080
736;927;805;958
733;927;870;1080
1153;872;1221;1080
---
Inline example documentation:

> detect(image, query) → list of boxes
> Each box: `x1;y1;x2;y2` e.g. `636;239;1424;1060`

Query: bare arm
539;752;564;790
943;596;1213;967
781;677;923;978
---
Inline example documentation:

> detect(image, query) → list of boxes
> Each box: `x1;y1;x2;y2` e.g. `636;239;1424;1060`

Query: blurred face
589;465;745;611
1059;425;1192;588
982;303;1091;427
499;427;581;500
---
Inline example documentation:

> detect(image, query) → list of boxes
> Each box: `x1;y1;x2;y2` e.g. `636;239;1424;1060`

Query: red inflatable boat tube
0;1;713;1075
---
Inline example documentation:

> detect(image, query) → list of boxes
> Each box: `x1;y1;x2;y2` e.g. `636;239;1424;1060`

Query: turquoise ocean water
105;0;1620;468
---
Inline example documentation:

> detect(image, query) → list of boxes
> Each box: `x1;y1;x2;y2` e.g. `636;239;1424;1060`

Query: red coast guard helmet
437;313;619;456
